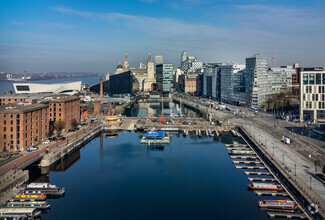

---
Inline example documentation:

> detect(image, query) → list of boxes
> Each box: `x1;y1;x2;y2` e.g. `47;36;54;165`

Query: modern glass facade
156;64;174;93
109;71;133;95
220;64;246;105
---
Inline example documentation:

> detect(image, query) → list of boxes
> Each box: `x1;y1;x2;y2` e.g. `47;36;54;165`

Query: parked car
42;140;50;144
27;146;39;152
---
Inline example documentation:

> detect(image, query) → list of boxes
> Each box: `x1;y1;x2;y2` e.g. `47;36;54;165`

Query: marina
20;131;287;219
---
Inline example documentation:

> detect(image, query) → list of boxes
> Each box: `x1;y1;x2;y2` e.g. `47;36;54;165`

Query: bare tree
54;120;66;135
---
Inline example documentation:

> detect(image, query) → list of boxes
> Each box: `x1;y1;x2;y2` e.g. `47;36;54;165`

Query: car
27;146;39;152
42;140;50;144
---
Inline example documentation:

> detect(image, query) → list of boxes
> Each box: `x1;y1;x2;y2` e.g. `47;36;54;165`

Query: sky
0;0;325;73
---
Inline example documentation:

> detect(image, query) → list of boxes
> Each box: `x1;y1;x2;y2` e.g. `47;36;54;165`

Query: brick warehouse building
48;96;80;130
0;103;49;151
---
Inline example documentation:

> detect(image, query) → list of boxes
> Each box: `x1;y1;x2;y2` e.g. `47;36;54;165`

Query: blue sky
0;0;325;73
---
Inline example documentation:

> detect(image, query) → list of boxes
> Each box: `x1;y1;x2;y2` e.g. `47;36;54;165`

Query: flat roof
0;103;48;113
49;95;80;103
0;93;53;99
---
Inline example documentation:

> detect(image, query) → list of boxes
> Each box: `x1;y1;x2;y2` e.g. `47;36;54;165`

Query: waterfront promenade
238;121;325;217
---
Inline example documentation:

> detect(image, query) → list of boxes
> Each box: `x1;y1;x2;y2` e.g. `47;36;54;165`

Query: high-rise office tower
155;55;163;65
156;64;174;93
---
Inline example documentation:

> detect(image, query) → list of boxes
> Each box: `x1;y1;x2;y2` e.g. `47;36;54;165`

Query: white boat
24;182;65;197
0;207;41;218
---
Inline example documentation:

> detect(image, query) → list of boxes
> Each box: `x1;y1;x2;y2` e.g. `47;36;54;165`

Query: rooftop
0;93;53;99
48;95;80;103
0;103;48;113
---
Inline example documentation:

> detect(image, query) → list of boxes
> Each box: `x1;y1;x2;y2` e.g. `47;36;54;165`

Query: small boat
141;131;170;144
3;201;50;210
248;182;282;191
258;200;298;210
24;182;65;197
0;207;41;218
13;193;47;201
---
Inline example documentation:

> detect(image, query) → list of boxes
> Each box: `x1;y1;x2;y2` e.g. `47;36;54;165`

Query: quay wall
39;124;102;168
238;126;324;219
0;169;28;197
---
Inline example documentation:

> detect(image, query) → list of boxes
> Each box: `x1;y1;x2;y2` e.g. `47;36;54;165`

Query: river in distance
28;131;284;220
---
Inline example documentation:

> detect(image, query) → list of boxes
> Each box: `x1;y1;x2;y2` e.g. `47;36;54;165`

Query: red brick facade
49;96;80;130
0;104;49;152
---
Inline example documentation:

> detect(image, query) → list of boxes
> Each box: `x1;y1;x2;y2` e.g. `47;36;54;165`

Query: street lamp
310;176;312;190
282;154;284;165
273;146;275;156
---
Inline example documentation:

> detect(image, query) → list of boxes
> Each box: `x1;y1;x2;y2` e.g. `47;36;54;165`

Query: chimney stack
100;76;103;105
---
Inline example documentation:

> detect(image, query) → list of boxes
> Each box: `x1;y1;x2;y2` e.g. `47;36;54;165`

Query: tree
54;120;66;135
71;118;79;128
48;123;54;137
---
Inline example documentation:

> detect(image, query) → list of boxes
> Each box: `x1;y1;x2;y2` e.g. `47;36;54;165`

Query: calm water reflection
31;131;278;220
124;101;200;117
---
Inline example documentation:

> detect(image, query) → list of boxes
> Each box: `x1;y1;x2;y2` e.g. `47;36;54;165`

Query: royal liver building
115;53;156;92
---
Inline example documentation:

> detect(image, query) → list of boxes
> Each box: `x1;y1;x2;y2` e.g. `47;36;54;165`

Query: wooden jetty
235;165;266;169
244;171;271;175
267;212;306;219
248;177;277;182
232;161;262;164
255;191;289;196
225;144;247;147
226;147;250;150
230;156;257;159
